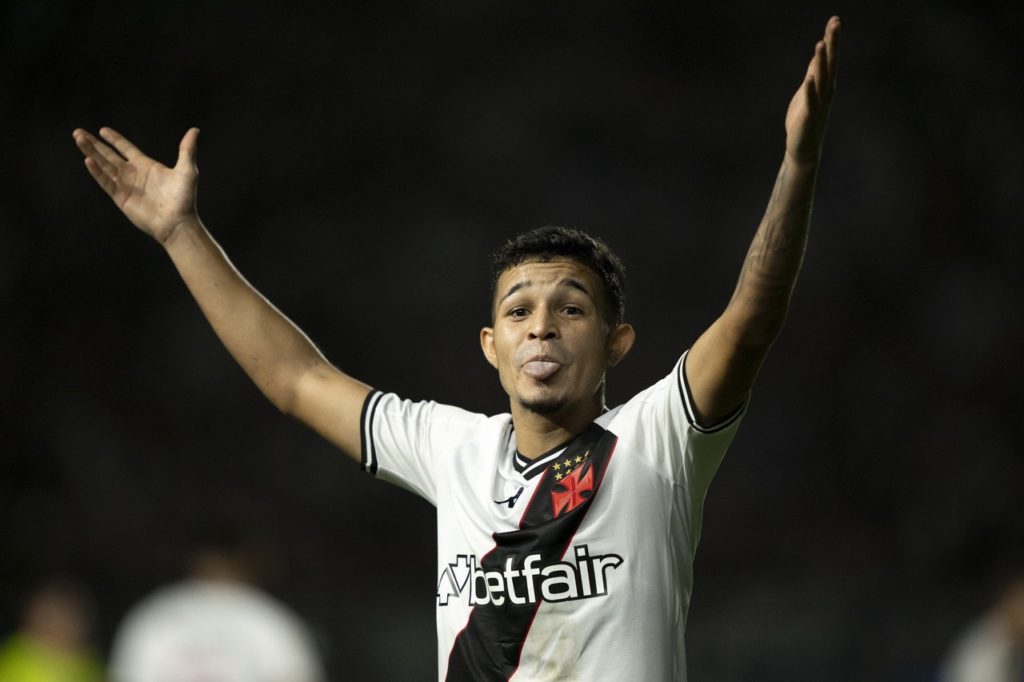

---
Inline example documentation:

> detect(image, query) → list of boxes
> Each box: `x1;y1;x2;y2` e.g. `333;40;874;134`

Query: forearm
726;153;819;345
677;17;837;423
162;218;328;414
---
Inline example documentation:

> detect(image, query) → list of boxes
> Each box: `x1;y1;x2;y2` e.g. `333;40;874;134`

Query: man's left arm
686;16;840;424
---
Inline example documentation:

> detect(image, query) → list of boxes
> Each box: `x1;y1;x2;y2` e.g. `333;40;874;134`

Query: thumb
175;127;200;170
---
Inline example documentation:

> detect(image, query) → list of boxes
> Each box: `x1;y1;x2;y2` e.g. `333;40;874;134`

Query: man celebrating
73;16;839;681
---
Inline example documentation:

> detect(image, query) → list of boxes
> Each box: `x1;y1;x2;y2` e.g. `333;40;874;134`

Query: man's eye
563;305;583;316
509;307;529;318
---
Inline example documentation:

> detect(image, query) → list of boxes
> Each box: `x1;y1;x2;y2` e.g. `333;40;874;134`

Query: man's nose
527;307;559;340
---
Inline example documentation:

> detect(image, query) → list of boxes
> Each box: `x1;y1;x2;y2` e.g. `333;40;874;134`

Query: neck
511;399;604;459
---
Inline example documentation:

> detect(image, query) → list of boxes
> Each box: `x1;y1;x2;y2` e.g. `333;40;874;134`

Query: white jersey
109;580;325;682
939;614;1024;682
361;351;744;681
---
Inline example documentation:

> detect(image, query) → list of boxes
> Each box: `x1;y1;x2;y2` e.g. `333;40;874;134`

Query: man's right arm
162;217;371;460
73;127;370;462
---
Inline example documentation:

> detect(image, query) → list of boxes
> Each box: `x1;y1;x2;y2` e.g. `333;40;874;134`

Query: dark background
2;1;1022;679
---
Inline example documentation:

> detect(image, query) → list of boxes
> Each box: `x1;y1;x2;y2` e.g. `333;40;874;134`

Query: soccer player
72;16;840;681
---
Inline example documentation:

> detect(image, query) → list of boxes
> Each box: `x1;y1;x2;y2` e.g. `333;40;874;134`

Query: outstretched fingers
83;156;117;197
74;130;121;173
804;17;841;108
99;127;144;161
812;41;828;105
823;17;840;95
73;129;121;197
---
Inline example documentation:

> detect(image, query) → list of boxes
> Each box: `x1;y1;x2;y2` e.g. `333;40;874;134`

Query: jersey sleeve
360;390;486;505
614;349;746;494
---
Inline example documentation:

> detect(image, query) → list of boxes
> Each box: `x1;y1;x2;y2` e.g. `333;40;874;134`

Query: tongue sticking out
522;361;560;380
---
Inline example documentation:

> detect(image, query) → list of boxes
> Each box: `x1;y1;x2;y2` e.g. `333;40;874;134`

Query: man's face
481;257;633;418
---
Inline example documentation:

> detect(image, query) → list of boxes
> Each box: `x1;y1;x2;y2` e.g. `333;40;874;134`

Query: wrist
161;216;204;252
783;150;820;173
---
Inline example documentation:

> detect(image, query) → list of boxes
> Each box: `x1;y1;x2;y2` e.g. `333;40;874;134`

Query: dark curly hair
490;226;626;326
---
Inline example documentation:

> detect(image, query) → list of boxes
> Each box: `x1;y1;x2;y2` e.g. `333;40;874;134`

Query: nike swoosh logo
494;487;524;508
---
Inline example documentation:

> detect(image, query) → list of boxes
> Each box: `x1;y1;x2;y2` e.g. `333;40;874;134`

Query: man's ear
480;327;498;369
606;323;636;367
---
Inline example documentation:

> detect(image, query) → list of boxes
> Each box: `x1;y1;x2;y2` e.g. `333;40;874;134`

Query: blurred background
2;1;1022;679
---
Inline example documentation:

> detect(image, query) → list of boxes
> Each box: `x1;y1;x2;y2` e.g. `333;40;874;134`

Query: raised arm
686;16;840;424
72;127;371;461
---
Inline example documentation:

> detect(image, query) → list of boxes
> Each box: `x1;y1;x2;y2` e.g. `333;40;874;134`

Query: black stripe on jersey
360;390;384;475
445;423;619;682
678;351;746;434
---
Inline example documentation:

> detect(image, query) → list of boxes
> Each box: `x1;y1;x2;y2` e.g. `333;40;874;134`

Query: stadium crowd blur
3;2;1021;680
0;578;102;681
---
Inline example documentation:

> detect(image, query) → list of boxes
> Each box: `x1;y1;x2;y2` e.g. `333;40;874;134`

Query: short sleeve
611;350;746;494
360;391;487;505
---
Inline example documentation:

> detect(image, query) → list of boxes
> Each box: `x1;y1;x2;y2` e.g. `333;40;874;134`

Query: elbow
276;360;335;420
264;378;299;416
260;364;313;417
744;313;788;349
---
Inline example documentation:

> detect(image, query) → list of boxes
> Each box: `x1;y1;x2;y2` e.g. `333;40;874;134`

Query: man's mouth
522;360;561;381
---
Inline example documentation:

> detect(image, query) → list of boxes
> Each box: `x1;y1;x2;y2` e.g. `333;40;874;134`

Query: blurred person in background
0;576;104;682
108;529;325;682
939;571;1024;682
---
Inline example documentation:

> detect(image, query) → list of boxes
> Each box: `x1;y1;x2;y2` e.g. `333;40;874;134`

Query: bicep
290;361;373;462
686;308;772;426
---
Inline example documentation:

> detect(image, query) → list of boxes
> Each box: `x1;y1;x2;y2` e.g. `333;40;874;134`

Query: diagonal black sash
445;423;619;681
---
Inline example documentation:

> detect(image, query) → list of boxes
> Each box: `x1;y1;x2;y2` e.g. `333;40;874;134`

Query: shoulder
608;351;744;435
120;580;298;628
362;391;499;429
361;390;513;478
115;580;317;650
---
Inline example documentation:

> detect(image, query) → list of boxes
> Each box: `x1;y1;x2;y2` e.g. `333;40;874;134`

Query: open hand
72;127;200;244
785;17;840;164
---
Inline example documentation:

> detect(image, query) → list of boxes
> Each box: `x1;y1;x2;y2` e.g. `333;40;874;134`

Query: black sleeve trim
360;390;384;474
677;351;746;434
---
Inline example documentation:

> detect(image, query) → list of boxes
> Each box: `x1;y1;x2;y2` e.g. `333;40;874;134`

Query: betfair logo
436;544;623;607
